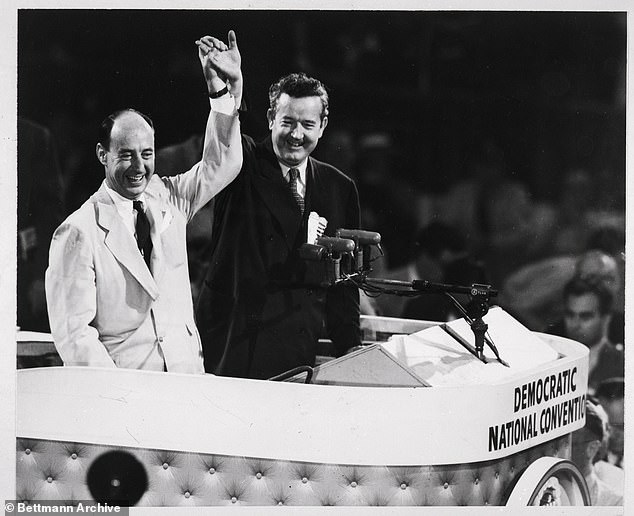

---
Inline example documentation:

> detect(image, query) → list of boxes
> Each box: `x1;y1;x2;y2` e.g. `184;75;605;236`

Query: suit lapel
251;140;303;249
95;187;159;300
304;158;317;214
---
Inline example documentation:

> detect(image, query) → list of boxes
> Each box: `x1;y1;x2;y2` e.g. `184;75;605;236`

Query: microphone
303;237;354;286
298;243;327;261
336;229;381;245
411;280;498;298
315;236;355;254
336;229;382;272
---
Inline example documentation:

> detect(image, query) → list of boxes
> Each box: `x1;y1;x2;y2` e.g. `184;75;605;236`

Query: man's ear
266;109;275;130
319;116;329;137
96;143;108;166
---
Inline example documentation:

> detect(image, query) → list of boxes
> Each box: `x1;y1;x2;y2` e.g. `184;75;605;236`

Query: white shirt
104;184;146;240
585;469;623;506
209;92;239;115
594;460;624;497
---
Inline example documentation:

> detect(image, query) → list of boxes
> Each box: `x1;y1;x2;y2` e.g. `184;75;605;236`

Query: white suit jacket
45;110;241;373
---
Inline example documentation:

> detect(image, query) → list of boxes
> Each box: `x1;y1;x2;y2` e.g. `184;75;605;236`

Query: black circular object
87;450;148;506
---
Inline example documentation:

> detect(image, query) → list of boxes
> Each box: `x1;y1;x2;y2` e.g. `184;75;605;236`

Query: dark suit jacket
196;134;361;379
588;342;624;394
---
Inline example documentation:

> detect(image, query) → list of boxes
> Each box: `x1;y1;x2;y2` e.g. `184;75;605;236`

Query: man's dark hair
563;275;614;315
595;377;624;401
584;400;608;442
268;73;329;120
98;108;154;150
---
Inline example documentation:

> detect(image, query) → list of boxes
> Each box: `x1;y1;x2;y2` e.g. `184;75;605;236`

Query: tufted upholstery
16;435;570;506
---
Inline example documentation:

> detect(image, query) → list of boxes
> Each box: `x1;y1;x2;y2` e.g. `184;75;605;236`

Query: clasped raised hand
196;30;242;91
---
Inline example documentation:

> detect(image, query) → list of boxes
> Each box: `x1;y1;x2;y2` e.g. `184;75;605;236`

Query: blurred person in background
557;276;623;394
570;400;622;506
595;377;624;470
500;244;625;339
550;167;596;255
371;221;466;318
477;178;554;291
397;221;488;322
17;117;66;332
585;225;625;315
545;249;624;346
351;132;419;270
498;255;577;330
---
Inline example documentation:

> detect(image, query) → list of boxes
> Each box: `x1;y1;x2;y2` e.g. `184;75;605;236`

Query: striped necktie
133;200;152;271
288;168;304;215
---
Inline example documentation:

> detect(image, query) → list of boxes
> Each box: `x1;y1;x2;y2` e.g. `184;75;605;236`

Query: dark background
19;10;625;201
17;9;626;275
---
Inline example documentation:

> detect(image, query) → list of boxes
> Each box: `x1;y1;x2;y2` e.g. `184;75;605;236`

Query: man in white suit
45;35;243;373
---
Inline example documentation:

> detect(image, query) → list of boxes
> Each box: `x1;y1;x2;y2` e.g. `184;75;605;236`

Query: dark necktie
133;200;152;271
288;168;304;215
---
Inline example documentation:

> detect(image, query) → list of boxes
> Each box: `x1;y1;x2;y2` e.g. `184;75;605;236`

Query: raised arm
162;31;244;218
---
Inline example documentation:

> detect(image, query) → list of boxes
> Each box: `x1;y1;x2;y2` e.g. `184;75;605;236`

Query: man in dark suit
195;31;361;379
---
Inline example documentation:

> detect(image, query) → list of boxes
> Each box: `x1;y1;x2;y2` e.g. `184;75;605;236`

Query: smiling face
267;93;327;167
97;111;155;199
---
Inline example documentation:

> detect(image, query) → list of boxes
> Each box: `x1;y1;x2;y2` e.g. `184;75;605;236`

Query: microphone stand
360;277;508;367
